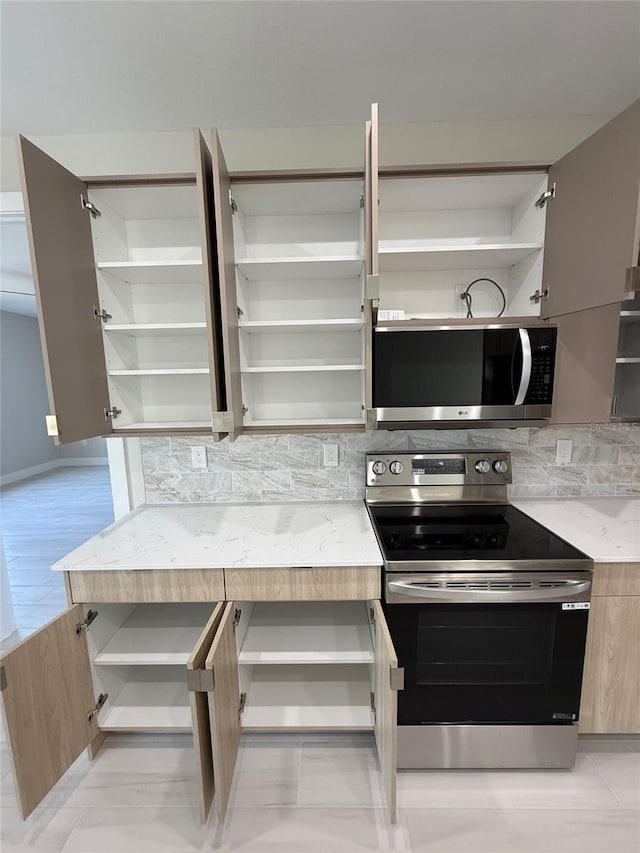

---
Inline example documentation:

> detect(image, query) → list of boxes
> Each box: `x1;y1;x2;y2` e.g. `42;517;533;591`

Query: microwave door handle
514;328;532;405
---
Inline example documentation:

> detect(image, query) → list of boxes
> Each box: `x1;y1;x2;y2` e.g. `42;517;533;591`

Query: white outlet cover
191;445;207;469
323;444;339;467
556;439;573;466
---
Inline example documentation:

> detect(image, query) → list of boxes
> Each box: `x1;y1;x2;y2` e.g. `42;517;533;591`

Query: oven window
416;610;555;685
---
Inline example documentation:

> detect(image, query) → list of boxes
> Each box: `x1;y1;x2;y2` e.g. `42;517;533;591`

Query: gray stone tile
572;446;620;465
619;446;640;464
526;466;588;485
260;449;320;471
588;465;640;485
468;428;529;448
556;485;617;497
529;427;591;446
590;425;640;445
231;471;262;492
290;469;350;490
508;485;556;498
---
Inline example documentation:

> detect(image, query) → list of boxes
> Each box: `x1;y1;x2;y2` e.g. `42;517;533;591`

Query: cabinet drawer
68;569;225;603
591;563;640;597
224;566;380;601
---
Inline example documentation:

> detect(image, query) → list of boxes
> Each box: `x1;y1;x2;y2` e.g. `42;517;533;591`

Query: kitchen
1;3;639;852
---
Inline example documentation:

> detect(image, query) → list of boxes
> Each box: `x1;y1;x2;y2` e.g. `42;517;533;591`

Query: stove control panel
366;451;512;487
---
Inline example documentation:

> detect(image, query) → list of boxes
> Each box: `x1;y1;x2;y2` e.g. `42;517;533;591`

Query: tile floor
1;468;639;851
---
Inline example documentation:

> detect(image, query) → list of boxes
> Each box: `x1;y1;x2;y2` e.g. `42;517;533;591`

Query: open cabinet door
369;600;403;824
194;131;228;441
541;99;640;319
0;605;100;818
17;137;112;444
186;601;226;822
209;130;244;440
364;104;379;425
205;601;242;822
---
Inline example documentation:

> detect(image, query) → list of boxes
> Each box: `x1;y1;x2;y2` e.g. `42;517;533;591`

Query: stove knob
389;460;404;475
371;460;387;475
475;460;491;474
493;460;509;474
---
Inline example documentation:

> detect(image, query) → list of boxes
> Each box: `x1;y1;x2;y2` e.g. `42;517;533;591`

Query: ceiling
1;1;639;136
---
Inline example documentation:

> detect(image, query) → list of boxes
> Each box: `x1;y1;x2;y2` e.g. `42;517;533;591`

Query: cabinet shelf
238;603;374;665
97;260;203;284
236;256;363;281
242;364;364;374
112;420;211;432
109;367;209;376
378;243;543;273
97;666;192;732
615;358;640;364
104;323;207;336
94;604;213;666
241;664;375;731
244;417;364;429
238;319;364;333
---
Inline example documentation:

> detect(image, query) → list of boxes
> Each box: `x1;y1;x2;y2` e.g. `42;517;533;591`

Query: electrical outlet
556;439;573;466
191;445;207;469
323;444;339;467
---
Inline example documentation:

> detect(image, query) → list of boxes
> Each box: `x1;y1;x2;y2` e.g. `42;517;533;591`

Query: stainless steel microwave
370;323;557;429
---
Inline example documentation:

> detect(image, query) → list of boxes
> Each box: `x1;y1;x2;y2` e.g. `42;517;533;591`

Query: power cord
460;278;506;318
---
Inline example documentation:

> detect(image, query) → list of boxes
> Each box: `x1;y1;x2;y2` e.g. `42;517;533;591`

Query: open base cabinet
0;598;401;824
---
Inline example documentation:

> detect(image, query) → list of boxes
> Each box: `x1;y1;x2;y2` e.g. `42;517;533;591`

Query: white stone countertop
52;501;383;571
514;497;640;563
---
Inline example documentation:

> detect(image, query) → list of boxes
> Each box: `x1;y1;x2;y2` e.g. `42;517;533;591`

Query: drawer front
68;569;225;602
591;563;640;597
224;566;381;601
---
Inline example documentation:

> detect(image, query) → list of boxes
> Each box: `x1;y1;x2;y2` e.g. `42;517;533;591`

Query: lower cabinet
0;596;402;824
579;562;640;733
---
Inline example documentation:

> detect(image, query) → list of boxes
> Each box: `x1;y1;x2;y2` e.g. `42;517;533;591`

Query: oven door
383;573;591;726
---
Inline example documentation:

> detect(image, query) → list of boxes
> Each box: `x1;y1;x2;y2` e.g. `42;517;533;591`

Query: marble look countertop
52;502;383;571
514;498;640;563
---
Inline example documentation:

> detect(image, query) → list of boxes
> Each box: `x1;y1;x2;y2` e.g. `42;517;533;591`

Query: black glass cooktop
368;504;590;563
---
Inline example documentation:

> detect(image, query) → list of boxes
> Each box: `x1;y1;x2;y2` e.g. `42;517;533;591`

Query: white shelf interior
239;327;364;371
236;277;363;323
94;604;215;666
238;319;363;333
378;172;548;319
236;257;363;281
240;664;374;730
239;602;374;665
90;182;213;428
96;666;192;732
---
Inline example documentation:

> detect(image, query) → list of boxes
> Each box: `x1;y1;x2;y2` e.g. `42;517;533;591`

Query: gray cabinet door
17;136;112;444
542;99;640;319
364;104;379;416
209;130;244;439
194;130;227;440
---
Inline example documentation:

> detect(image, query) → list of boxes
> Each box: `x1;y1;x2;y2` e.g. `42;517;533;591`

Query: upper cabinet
18;132;227;443
540;98;640;319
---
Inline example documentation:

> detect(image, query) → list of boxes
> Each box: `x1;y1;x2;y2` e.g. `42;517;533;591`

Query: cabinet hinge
360;195;365;209
233;607;242;630
187;668;215;692
535;183;556;209
93;306;112;323
242;405;248;415
236;306;244;318
369;606;376;630
529;289;550;304
46;415;59;437
87;693;108;724
104;407;122;422
81;196;102;218
76;609;98;635
229;190;238;213
0;665;6;692
238;691;247;721
370;691;376;717
612;395;619;416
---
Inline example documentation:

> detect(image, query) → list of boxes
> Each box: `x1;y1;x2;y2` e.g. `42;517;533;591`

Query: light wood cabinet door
369;599;402;824
17;136;112;444
580;595;640;733
205;601;242;821
364;104;379;416
541;98;640;319
186;601;226;822
0;606;99;818
209;129;244;439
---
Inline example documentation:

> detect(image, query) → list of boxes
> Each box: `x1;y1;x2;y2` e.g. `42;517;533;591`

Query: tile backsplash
141;425;640;503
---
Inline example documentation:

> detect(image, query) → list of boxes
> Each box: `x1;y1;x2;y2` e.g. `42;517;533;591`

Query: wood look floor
1;468;639;851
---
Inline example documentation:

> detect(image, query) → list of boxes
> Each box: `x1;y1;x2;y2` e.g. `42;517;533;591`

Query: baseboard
1;457;109;486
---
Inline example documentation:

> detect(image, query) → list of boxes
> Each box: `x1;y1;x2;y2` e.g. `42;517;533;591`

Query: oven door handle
514;328;532;406
387;579;591;603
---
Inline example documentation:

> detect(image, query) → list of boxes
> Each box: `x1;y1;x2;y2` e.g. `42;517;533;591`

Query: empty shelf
94;604;214;666
104;323;207;336
97;667;192;732
239;603;374;665
112;421;211;432
236;256;363;281
97;260;202;284
244;417;364;429
109;368;210;376
241;665;374;731
242;364;364;373
379;243;543;272
238;319;364;333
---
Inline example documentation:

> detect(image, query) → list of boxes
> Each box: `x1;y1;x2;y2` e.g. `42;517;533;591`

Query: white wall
0;114;612;190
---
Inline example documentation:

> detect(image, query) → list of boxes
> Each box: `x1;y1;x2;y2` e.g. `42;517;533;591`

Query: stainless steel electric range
365;450;593;770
